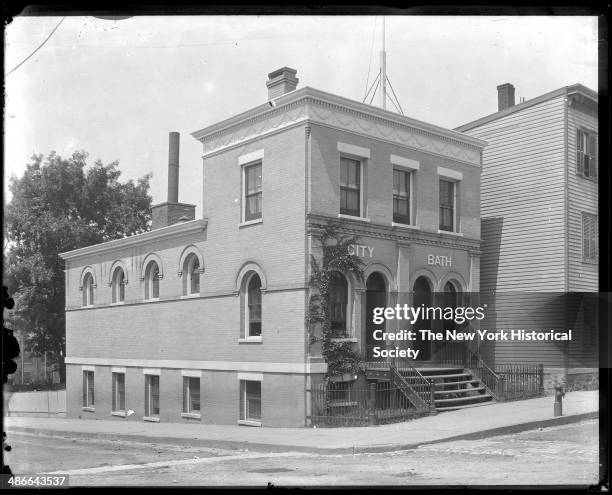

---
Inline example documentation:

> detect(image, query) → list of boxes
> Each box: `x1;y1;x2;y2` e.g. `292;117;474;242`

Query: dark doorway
413;276;432;360
365;272;387;360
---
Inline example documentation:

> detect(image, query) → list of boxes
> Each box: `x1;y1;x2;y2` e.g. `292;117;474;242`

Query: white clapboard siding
465;94;567;292
567;106;598;291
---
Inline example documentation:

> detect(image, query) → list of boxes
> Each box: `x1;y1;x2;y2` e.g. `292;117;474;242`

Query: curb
6;411;598;455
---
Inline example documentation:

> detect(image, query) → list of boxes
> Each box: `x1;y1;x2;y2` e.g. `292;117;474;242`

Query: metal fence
496;363;544;401
310;381;429;427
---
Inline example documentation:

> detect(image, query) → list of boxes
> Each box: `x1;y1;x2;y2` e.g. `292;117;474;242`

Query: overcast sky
4;15;598;215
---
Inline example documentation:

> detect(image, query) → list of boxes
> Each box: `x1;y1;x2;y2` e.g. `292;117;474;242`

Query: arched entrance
413;276;432;361
365;272;387;360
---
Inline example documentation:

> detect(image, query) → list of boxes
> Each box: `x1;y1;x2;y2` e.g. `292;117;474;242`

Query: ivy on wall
307;222;365;379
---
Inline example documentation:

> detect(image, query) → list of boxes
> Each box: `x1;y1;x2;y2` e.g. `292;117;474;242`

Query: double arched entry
364;272;463;362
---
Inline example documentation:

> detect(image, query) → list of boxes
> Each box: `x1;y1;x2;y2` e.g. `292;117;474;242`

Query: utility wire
368;77;381;106
386;76;405;115
5;17;65;77
363;70;380;103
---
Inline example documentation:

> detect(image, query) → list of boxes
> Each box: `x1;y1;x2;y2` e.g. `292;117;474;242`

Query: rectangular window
145;374;160;418
340;157;361;217
393;168;411;224
439;179;455;231
576;129;598;179
112;372;125;412
183;376;201;414
582;213;598;262
240;380;261;422
82;370;94;409
244;163;263;221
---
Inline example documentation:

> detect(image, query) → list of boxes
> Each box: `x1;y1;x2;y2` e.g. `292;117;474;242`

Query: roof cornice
191;86;487;150
59;219;207;261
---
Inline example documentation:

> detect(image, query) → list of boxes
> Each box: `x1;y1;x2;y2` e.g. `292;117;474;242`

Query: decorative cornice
192;87;486;165
307;213;480;251
59;219;208;262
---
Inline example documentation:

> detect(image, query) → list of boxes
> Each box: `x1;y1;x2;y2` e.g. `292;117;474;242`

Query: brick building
60;68;486;426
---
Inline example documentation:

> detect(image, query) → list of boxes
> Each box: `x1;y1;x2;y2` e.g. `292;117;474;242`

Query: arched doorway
365;272;387;360
413;276;432;360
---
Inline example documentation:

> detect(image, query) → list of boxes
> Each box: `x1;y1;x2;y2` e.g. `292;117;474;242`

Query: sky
4;15;598;216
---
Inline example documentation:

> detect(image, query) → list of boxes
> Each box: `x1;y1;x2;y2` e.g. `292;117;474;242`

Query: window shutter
576;130;584;175
589;135;597;178
112;374;116;410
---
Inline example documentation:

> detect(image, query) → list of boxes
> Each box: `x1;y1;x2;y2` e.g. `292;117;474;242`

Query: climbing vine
307;222;365;380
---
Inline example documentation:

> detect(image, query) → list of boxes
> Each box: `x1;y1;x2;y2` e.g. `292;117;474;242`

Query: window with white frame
439;179;455;232
329;272;349;338
582;213;598;262
243;162;263;221
111;267;126;303
182;376;201;415
82;370;94;409
576;129;598;179
144;261;160;300
82;272;95;307
340;157;361;217
183;254;201;296
144;374;160;418
112;372;125;412
246;273;262;337
393;168;411;225
240;380;261;422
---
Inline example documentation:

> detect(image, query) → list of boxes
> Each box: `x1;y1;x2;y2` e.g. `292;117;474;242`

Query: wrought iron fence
495;363;544;401
310;381;429;427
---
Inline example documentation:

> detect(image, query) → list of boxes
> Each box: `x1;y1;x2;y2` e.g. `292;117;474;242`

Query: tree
307;222;365;379
4;151;152;383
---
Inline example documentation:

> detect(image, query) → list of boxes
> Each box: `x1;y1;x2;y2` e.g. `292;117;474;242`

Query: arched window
145;261;160;300
246;273;262;337
329;272;348;338
183;254;201;296
112;267;126;303
82;272;95;307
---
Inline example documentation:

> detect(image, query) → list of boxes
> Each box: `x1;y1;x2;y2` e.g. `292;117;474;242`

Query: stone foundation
543;368;599;395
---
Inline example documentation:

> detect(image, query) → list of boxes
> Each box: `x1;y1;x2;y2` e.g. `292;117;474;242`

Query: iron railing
496;363;544;401
310;381;430;427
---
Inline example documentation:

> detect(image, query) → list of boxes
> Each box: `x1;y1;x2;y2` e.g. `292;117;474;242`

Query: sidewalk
4;391;598;454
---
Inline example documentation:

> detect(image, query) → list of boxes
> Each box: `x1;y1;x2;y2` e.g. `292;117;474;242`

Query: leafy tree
4;151;152;383
307;222;365;379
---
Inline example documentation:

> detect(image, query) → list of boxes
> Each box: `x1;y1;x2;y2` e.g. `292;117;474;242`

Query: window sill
239;218;263;228
437;230;463;237
238;419;262;427
82;305;94;309
82;406;95;412
239;337;263;343
143;298;160;303
392;222;420;230
110;302;125;306
582;258;598;265
143;416;160;423
111;410;127;417
331;338;357;343
181;412;202;420
180;293;201;299
337;214;371;223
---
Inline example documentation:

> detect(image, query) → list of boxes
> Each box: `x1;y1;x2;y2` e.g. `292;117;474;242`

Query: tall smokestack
168;132;180;203
150;131;195;229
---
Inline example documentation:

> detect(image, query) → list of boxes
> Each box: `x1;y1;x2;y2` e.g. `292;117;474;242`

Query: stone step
434;394;493;405
436;400;496;412
434;386;486;396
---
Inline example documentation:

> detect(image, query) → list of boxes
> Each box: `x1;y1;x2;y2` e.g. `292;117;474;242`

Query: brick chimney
497;83;515;111
266;67;299;100
151;132;196;229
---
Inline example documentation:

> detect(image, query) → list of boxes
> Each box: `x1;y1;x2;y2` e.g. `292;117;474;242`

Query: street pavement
3;420;601;486
4;390;598;454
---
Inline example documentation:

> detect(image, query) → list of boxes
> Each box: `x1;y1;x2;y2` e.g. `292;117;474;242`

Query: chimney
266;67;299;101
497;83;515;111
167;131;180;203
151;132;196;229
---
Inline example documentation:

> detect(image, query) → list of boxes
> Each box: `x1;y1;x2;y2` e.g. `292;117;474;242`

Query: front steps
365;364;495;412
413;367;494;411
